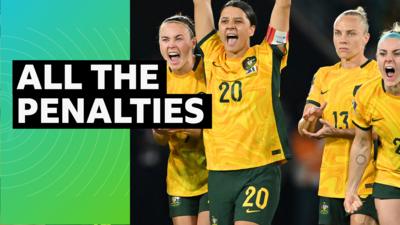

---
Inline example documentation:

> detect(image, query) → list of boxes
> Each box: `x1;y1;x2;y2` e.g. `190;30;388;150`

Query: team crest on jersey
170;196;181;207
320;201;329;215
211;216;218;225
242;56;257;75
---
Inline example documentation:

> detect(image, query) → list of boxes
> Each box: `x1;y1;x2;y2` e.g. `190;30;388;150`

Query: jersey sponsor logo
320;90;329;95
245;208;261;213
320;201;329;215
242;56;257;75
170;196;181;207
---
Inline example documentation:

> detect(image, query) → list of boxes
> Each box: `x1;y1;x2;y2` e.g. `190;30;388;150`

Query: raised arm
270;0;291;32
268;0;291;51
193;0;215;41
344;126;372;213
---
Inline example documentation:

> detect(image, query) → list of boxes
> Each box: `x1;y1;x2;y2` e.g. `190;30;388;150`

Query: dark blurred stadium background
131;1;399;224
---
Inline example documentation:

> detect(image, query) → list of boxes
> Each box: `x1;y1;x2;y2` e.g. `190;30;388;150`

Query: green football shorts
208;163;281;225
318;195;377;225
168;193;209;218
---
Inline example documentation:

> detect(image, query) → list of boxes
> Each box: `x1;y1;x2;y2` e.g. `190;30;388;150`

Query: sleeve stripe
306;100;321;107
352;121;372;131
198;30;217;47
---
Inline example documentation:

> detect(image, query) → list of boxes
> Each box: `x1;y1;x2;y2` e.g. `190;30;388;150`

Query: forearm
271;0;291;30
347;132;372;194
329;128;355;139
269;0;291;52
193;0;214;41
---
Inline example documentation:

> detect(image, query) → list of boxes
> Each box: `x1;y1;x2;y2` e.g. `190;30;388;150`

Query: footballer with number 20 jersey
199;31;291;171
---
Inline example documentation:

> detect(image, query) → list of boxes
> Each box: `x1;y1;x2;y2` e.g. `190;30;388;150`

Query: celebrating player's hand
302;118;335;139
302;102;327;123
344;192;363;214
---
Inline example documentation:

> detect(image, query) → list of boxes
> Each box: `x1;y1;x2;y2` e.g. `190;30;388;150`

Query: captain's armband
265;25;288;45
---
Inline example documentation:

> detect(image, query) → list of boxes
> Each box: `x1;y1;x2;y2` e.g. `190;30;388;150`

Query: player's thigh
373;183;400;225
197;193;210;225
350;214;378;225
208;170;239;225
350;195;378;225
234;164;281;225
172;216;197;225
169;195;200;218
375;199;400;225
197;210;210;225
235;221;258;225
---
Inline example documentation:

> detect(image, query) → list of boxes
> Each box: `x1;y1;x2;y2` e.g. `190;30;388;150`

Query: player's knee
350;214;377;225
234;221;259;225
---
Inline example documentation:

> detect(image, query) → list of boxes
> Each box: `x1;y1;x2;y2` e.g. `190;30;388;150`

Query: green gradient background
1;0;130;223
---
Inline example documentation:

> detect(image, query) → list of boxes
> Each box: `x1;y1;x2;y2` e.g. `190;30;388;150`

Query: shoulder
193;56;206;82
198;30;223;55
312;63;340;81
254;40;287;58
356;77;381;103
317;63;340;75
358;77;381;93
362;59;380;77
362;59;377;70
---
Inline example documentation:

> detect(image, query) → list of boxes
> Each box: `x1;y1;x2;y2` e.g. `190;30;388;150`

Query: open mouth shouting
383;64;400;87
168;51;181;65
385;66;395;78
226;33;238;47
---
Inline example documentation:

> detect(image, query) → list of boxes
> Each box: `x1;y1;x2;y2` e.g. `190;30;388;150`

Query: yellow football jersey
165;57;208;197
199;31;291;171
353;77;400;188
306;60;379;198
